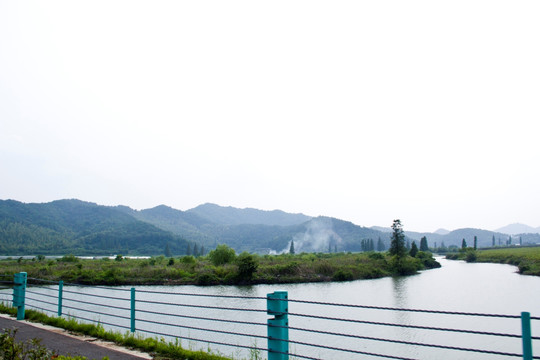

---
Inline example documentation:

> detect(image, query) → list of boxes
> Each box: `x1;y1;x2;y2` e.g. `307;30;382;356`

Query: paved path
0;314;152;359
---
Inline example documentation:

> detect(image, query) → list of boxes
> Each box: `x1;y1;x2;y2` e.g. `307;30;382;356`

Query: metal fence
0;272;538;360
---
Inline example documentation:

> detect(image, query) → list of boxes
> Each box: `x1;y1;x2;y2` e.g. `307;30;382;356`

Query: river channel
2;257;539;359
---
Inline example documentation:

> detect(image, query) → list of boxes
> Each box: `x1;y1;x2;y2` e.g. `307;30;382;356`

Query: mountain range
1;199;539;256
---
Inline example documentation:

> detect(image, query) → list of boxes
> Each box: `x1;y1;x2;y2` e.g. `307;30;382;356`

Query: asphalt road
0;314;152;359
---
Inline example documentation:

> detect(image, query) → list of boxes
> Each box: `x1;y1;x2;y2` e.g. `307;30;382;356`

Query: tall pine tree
389;219;406;258
289;240;295;254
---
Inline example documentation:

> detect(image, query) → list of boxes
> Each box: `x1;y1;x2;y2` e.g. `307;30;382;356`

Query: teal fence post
267;291;288;360
130;287;136;333
521;312;533;360
57;280;63;317
12;272;27;320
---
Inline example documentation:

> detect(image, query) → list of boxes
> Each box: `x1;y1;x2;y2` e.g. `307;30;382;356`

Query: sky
1;0;539;233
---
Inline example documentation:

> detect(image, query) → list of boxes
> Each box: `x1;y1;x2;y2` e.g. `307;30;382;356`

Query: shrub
315;261;335;276
368;252;385;260
197;273;219;285
465;250;477;263
58;254;79;263
332;270;354;281
181;255;196;264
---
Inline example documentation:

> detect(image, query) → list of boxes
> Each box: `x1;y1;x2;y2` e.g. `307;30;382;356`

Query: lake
2;257;539;359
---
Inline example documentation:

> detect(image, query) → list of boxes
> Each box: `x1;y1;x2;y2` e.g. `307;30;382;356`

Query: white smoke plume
284;217;342;253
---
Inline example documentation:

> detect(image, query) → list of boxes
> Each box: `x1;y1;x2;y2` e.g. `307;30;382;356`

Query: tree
461;239;467;249
473;236;477;250
492;235;495;247
289;240;295;254
164;243;172;257
237;252;258;282
208;244;236;266
409;241;418;257
419;236;429;252
389;219;406;258
186;243;192;256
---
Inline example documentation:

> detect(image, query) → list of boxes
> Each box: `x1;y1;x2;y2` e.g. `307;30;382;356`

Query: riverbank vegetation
445;246;540;276
0;246;440;286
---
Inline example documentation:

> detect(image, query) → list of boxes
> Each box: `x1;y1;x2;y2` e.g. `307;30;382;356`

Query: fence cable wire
137;298;266;313
288;298;525;319
62;296;130;312
137;289;266;300
62;289;128;302
287;311;530;339
61;304;131;321
136;308;267;327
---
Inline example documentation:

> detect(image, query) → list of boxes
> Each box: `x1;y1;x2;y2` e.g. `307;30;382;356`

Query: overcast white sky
1;0;539;233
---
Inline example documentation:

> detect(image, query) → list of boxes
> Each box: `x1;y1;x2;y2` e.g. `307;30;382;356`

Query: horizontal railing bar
61;304;131;321
285;312;524;338
60;282;131;292
136;308;267;327
26;296;57;308
274;334;524;359
26;304;56;314
137;317;265;340
137;299;266;313
26;290;57;300
137;289;266;300
288;298;522;319
62;297;130;312
62;289;127;301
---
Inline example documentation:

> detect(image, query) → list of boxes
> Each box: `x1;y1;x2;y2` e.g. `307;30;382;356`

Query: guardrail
0;272;538;360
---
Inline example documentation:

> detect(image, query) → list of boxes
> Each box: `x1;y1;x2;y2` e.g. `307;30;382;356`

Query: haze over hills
1;199;539;256
495;223;540;235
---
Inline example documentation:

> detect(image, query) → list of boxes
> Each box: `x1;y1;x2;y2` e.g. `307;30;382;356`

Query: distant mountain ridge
187;203;312;226
1;199;539;256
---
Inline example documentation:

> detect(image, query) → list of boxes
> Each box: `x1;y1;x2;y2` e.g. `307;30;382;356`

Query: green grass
446;246;540;276
0;251;440;286
0;304;230;360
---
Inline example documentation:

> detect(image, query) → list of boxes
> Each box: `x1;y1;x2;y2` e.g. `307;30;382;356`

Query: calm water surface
3;258;539;359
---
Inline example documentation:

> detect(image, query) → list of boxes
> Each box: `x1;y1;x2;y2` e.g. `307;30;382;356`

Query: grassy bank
0;249;440;286
0;305;230;360
446;246;540;276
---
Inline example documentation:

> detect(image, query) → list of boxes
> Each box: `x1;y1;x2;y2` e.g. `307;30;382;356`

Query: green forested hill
0;200;395;255
0;199;190;255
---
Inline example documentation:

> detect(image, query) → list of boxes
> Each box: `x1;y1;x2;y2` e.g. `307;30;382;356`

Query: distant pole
13;272;27;320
